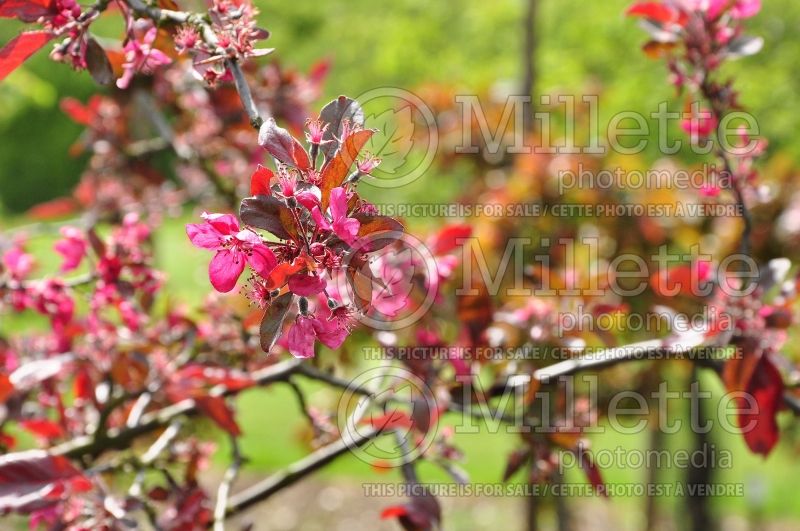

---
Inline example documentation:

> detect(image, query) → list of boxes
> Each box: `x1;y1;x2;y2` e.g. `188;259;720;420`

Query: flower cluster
116;20;172;89
628;0;765;198
176;0;273;85
188;96;407;358
0;214;162;354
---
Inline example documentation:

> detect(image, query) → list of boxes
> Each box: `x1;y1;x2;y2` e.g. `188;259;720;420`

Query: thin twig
492;337;800;416
141;419;183;465
227;59;263;129
286;378;327;437
294;364;372;395
52;359;302;459
219;426;384;521
124;0;263;131
213;436;244;531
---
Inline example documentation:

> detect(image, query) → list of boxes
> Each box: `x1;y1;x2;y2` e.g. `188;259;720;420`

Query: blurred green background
1;0;800;214
2;1;800;529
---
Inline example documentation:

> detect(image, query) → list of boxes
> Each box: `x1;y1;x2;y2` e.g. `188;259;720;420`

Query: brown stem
51;359;302;459
122;0;264;132
218;426;384;521
214;435;244;531
491;338;800;415
227;59;263;129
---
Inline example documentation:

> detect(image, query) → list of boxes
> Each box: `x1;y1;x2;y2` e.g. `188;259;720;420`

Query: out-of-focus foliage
1;0;800;213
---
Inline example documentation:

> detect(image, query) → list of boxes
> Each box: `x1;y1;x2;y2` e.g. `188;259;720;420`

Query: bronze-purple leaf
260;292;294;353
85;38;113;86
352;212;404;252
257;118;310;169
0;450;93;513
319;95;365;160
240;196;293;240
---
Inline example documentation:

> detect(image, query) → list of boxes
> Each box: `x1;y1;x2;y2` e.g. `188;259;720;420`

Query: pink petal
116;68;134;90
235;229;262;246
296;189;321;211
208;250;246;292
247;245;278;278
3;246;34;278
311;206;332;231
732;0;760;18
201;212;239;235
147;49;172;67
372;290;409;317
186;223;223;249
329;187;348;220
54;237;86;273
287;317;316;358
288;273;326;296
312;318;349;350
334;217;360;245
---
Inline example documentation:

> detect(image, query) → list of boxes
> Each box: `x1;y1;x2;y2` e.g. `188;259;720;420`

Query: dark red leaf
642;40;677;59
263;259;307;290
625;2;683;25
456;274;493;347
60;97;93;126
0;450;92;513
19;419;65;441
0;374;13;404
410;395;438;434
381;505;409;520
738;354;783;456
158;486;212;529
73;367;93;402
722;337;761;393
0;0;53;22
0;433;16;450
86;227;107;257
381;487;441;531
167;364;254;401
351;212;404;251
429;224;472;255
354;213;404;238
110;352;149;392
365;410;413;431
346;259;375;312
307;58;330;88
260;292;294;353
257;117;310;170
26;196;80;219
649;260;711;298
194;396;241;436
578;447;607;497
147;486;170;501
0;31;53;82
249;164;274;197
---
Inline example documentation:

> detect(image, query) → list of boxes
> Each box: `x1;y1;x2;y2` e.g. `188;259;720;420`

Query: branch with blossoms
624;0;789;458
627;0;764;256
3;0;326;218
2;0;800;530
185;95;403;359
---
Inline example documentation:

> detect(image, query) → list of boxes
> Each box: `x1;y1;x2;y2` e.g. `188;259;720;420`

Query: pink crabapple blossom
186;213;278;293
117;24;172;89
